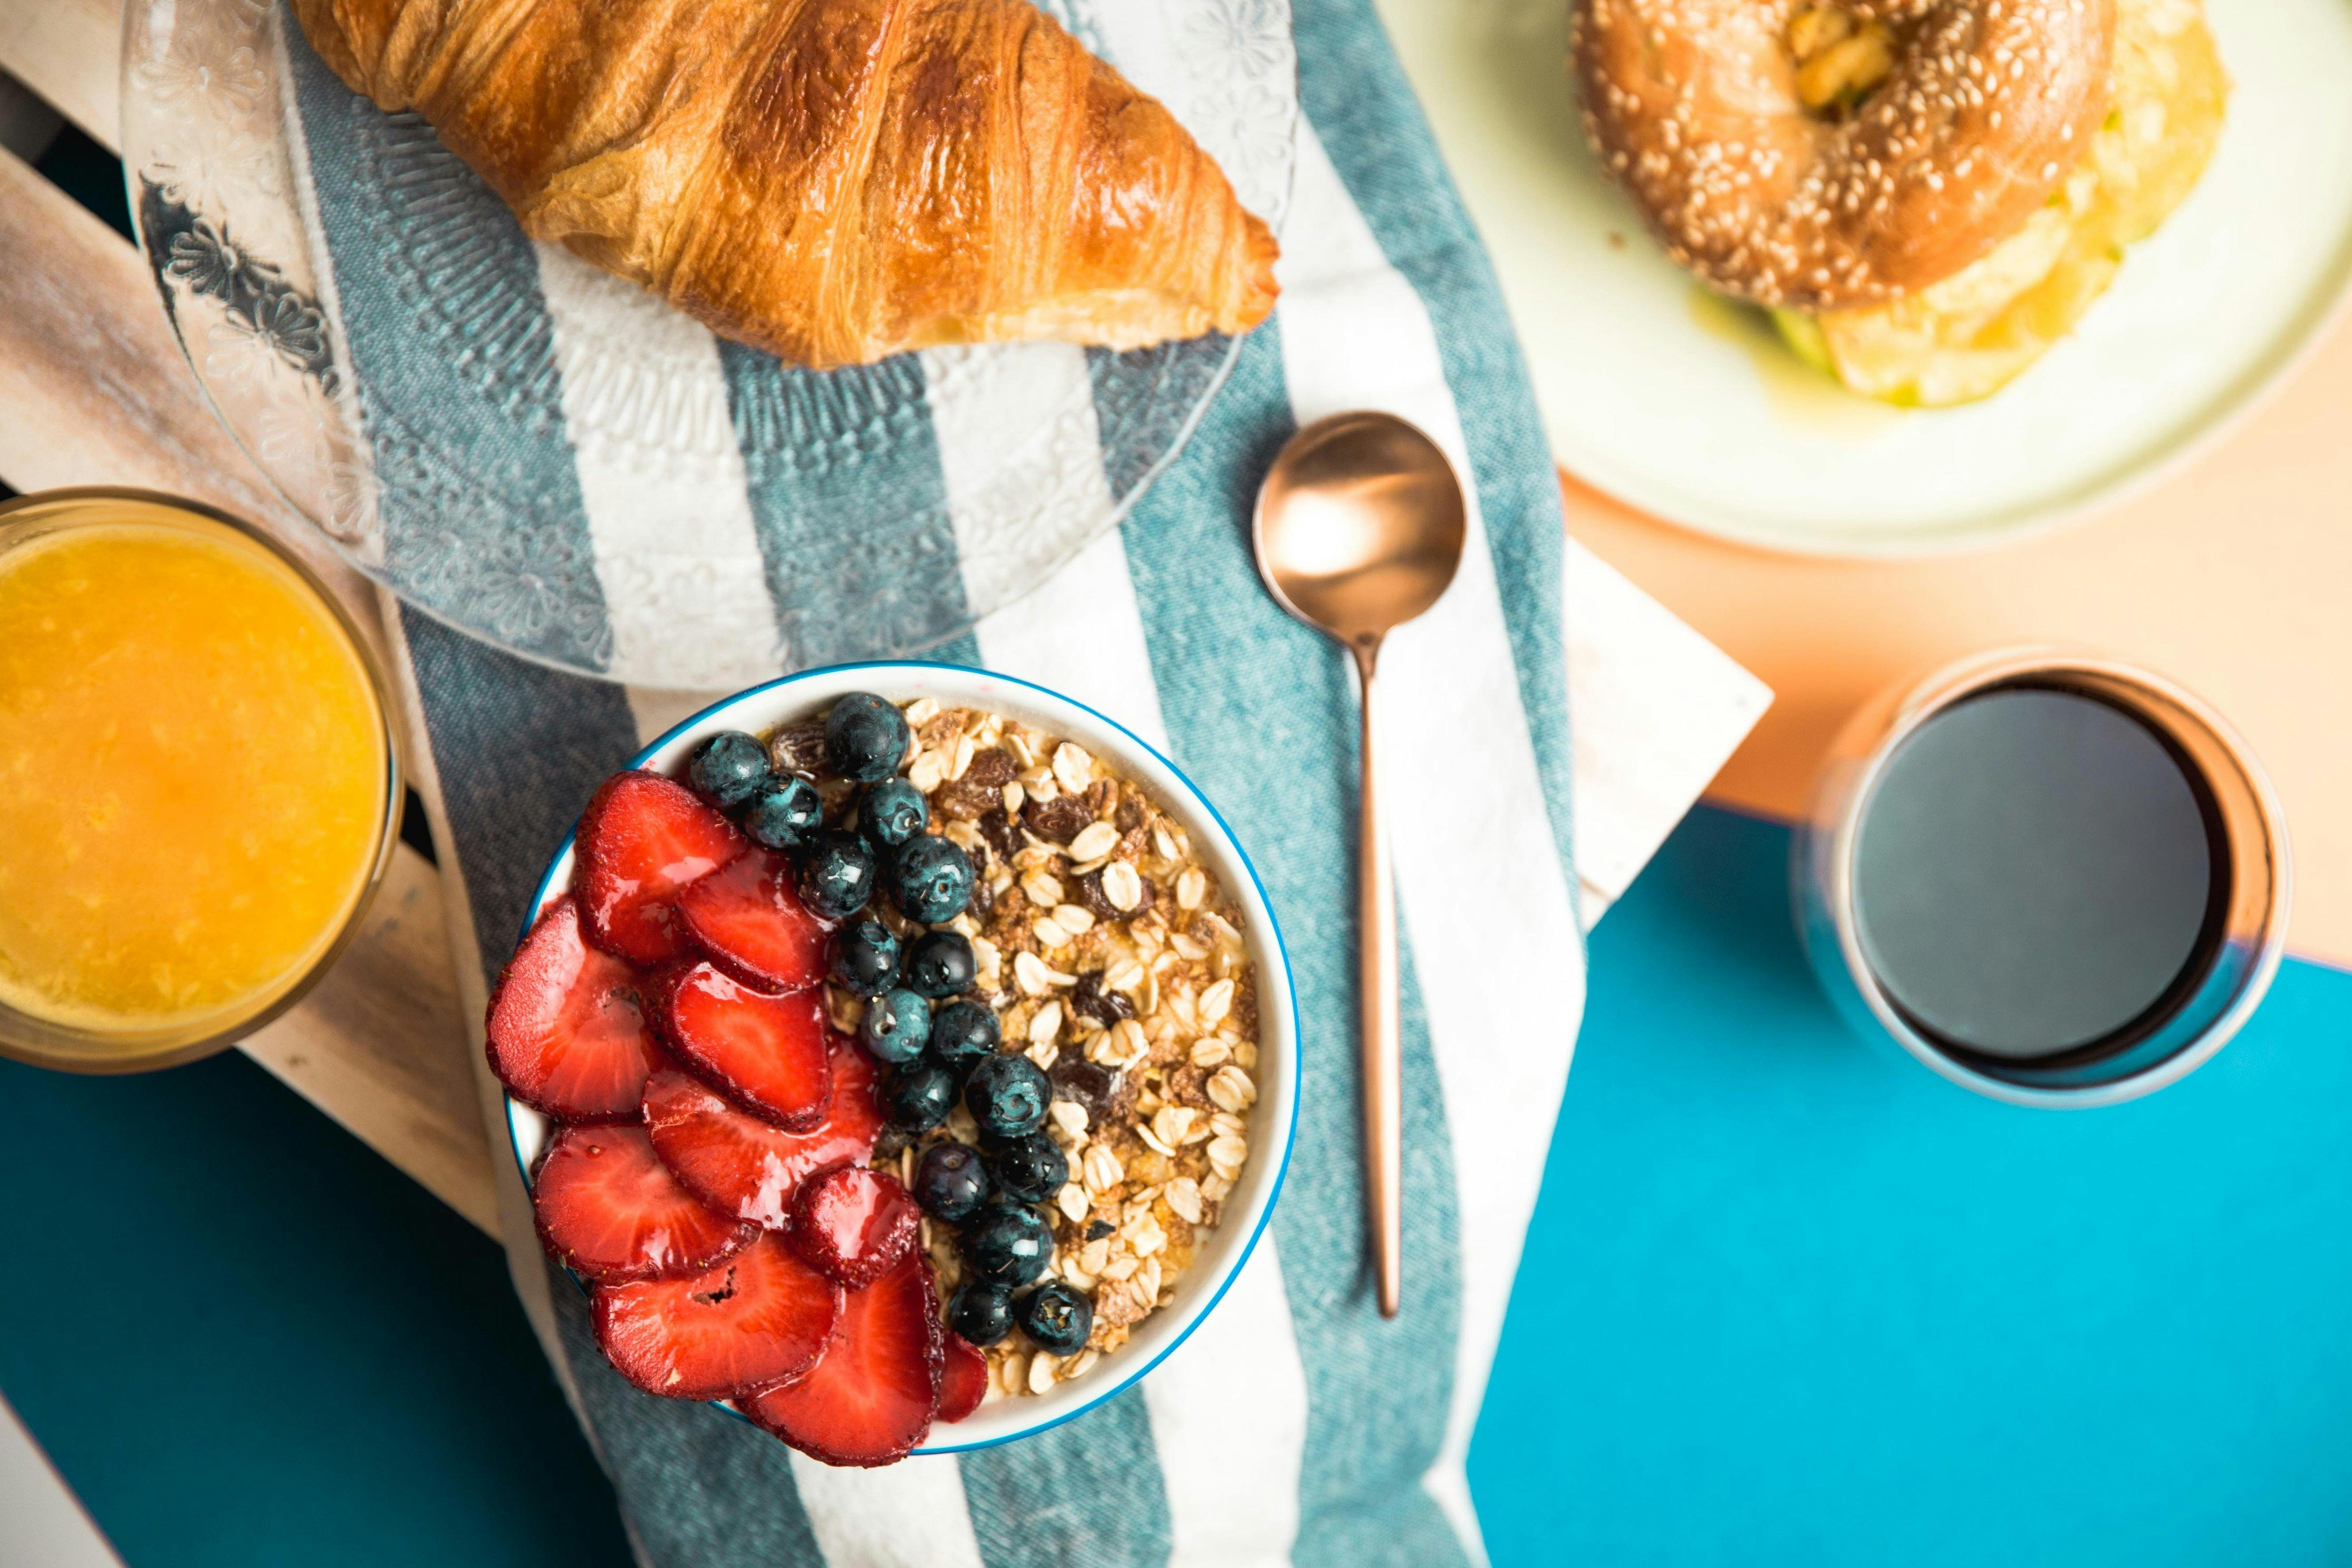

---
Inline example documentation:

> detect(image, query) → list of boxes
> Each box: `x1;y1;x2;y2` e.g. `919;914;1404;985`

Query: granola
824;699;1260;1405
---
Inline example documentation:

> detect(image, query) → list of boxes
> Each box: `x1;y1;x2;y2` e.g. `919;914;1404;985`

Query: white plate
1377;0;2352;555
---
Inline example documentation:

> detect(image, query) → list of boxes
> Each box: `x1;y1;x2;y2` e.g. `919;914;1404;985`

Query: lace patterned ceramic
121;0;1297;687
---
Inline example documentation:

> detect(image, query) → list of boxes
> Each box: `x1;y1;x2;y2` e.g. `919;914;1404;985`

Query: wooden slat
0;0;117;152
0;134;495;1232
242;847;493;1232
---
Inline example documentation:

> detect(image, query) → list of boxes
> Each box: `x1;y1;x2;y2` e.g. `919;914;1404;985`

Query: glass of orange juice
0;489;401;1072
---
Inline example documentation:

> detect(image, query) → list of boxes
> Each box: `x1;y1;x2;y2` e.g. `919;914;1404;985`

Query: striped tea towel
287;0;1587;1562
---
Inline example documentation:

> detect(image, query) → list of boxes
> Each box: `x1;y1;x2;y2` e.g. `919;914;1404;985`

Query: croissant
293;0;1280;369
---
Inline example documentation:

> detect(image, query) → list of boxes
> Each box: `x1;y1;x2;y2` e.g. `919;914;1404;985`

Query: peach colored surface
1564;308;2352;969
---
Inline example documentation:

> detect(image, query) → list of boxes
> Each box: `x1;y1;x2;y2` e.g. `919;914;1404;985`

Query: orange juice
0;495;392;1062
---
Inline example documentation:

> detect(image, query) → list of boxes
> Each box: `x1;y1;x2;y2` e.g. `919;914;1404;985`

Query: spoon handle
1356;646;1402;1319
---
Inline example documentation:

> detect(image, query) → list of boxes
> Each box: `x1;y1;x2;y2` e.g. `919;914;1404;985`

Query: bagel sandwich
1572;0;2228;407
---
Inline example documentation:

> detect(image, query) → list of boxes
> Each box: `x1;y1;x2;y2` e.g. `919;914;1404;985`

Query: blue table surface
7;804;2351;1567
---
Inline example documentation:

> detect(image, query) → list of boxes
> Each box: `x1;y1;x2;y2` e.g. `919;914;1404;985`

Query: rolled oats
1052;743;1095;793
1100;860;1145;913
1082;1143;1124;1193
1067;820;1121;863
873;699;1262;1404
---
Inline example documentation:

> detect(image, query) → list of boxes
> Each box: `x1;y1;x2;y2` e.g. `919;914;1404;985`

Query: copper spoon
1252;411;1466;1319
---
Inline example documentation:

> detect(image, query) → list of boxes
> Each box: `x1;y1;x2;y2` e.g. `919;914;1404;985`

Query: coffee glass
1795;649;2290;1107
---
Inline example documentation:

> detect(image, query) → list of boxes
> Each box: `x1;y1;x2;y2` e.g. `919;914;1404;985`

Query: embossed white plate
121;0;1297;684
1375;0;2352;555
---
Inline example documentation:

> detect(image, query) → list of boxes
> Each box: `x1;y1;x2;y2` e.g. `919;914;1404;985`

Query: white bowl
505;661;1299;1454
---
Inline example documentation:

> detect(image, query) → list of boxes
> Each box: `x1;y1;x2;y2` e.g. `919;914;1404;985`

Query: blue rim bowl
505;661;1300;1455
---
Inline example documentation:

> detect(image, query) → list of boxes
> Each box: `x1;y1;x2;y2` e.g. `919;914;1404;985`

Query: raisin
1069;970;1135;1027
1085;1218;1114;1241
934;780;999;822
1075;867;1154;922
1049;1056;1122;1124
963;748;1018;790
1024;792;1092;845
768;719;829;779
979;808;1022;862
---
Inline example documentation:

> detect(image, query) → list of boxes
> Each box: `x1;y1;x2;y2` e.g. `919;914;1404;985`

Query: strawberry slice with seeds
742;1254;943;1466
652;962;833;1130
789;1166;919;1290
579;770;746;965
533;1123;756;1284
937;1332;987;1424
643;1038;881;1229
487;896;664;1121
676;849;832;992
592;1232;842;1402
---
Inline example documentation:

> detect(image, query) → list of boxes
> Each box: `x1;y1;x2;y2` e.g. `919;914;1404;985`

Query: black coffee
1851;684;2230;1063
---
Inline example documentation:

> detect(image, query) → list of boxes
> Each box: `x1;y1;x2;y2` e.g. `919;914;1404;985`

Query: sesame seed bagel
1572;0;2118;312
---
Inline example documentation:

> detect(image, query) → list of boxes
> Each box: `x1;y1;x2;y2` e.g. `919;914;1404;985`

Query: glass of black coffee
1796;650;2291;1106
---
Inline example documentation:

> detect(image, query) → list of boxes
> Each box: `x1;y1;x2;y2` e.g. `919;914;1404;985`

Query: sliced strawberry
676;849;831;992
486;896;663;1121
592;1232;842;1402
533;1123;755;1284
652;962;832;1130
789;1166;919;1290
579;770;746;965
642;1038;881;1229
937;1332;987;1424
742;1254;943;1466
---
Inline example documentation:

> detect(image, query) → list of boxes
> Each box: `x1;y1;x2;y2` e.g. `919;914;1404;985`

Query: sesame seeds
1572;0;2119;309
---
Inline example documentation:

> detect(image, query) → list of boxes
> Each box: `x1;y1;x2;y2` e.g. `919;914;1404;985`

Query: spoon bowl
1254;414;1467;659
1252;410;1466;1318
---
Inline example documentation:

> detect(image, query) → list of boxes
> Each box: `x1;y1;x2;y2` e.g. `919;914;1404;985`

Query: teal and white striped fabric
293;0;1587;1560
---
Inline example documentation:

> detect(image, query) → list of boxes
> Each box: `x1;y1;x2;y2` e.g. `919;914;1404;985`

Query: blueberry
825;693;911;783
965;1054;1050;1141
889;834;975;924
962;1198;1053;1286
882;1060;958;1132
914;1141;991;1224
948;1281;1018;1348
860;988;932;1066
860;778;930;851
902;931;975;1000
796;831;876;920
928;1000;1001;1077
1017;1281;1094;1356
828;918;901;997
742;775;823;850
986;1133;1069;1205
687;730;775;810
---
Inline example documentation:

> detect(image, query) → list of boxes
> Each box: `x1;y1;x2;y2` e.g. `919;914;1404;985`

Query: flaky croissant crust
295;0;1280;367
